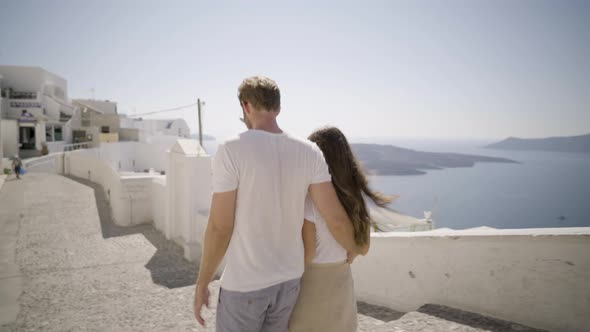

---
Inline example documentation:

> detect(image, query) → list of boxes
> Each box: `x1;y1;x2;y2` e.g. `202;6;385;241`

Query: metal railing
63;142;91;152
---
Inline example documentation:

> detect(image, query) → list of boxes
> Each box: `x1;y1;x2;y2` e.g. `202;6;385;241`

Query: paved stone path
0;173;548;331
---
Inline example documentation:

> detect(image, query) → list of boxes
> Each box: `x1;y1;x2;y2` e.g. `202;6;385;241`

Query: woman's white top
304;195;348;264
305;193;429;264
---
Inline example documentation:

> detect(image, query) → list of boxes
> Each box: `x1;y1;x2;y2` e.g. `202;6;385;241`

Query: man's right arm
309;181;363;255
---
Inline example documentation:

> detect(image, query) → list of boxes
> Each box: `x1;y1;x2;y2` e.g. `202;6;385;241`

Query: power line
129;101;199;117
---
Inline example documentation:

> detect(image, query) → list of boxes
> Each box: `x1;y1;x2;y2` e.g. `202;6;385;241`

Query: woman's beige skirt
289;261;357;332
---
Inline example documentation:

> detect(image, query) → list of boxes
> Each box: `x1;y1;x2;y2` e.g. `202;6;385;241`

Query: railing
63;142;90;152
8;91;37;99
383;222;434;232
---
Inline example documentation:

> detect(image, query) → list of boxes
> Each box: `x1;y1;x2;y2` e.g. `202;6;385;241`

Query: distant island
190;133;216;141
485;133;590;154
350;144;517;176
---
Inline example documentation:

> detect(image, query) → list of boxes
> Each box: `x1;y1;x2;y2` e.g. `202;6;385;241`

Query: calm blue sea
354;138;590;230
204;137;590;230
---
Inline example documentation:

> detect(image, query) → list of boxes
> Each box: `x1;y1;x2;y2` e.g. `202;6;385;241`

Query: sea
203;137;590;230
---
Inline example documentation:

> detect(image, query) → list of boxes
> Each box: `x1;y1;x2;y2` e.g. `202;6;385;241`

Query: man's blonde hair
238;76;281;112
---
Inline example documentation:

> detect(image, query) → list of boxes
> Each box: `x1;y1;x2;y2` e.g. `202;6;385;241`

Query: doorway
19;126;36;150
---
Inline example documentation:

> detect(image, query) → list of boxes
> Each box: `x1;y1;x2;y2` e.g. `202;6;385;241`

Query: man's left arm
193;189;237;326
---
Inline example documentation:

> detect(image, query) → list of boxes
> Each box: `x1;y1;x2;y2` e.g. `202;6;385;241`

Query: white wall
46;141;66;154
136;135;178;172
22;153;64;173
93;140;174;174
66;150;127;225
73;99;117;114
42;94;64;122
1;120;18;158
151;177;167;232
0;98;3;160
35;122;46;150
121;118;190;138
165;144;212;261
65;147;168;227
352;228;590;332
95;142;136;171
73;139;212;261
118;175;157;226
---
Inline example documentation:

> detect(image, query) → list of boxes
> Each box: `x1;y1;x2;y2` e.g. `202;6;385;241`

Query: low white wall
65;145;174;228
22;152;64;173
95;142;136;172
119;175;160;226
352;228;590;332
151;177;167;232
46;141;66;154
66;150;126;225
95;140;173;173
137;135;180;172
65;140;213;262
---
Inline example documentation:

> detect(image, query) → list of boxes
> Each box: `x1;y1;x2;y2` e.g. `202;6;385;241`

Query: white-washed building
0;65;76;158
120;117;190;140
72;99;118;115
69;99;129;146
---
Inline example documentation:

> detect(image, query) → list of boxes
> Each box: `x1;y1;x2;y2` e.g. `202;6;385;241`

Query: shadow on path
416;304;548;332
66;175;198;289
357;301;405;322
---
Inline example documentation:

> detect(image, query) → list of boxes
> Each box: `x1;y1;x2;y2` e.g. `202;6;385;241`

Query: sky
0;0;589;141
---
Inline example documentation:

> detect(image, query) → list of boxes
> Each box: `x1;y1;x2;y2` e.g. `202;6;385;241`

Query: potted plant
40;143;49;156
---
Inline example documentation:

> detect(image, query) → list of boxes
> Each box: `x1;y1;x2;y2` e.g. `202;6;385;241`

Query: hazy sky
1;0;589;140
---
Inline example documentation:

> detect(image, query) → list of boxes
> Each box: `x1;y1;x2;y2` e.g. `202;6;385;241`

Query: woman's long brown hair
309;127;394;246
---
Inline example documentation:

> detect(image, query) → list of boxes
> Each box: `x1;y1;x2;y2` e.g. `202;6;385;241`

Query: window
81;109;91;127
53;87;65;100
45;124;63;142
54;126;63;141
101;126;110;133
46;125;53;142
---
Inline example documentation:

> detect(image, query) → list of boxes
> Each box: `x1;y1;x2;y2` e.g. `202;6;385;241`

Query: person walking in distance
12;155;22;180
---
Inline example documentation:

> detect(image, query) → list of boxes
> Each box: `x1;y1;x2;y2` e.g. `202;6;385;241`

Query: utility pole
197;98;203;148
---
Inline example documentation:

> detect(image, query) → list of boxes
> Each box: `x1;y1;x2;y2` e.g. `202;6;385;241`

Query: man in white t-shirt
193;76;363;331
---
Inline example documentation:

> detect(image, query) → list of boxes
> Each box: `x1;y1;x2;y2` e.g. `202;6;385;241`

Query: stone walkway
0;173;548;331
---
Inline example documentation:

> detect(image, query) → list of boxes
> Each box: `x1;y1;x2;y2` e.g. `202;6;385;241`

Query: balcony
8;91;37;99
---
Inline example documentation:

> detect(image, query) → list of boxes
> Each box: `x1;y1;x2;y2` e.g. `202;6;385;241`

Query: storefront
18;110;37;150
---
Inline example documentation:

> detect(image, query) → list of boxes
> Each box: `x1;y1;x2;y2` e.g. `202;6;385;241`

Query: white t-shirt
304;195;347;264
212;130;332;292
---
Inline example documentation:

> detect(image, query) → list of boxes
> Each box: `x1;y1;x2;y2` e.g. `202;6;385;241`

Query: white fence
22;153;64;173
352;228;590;332
18;142;92;175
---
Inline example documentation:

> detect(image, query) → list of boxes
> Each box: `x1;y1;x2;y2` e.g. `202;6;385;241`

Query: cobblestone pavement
0;174;548;332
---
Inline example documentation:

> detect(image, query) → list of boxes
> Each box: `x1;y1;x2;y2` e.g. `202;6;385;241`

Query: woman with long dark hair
288;127;394;332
